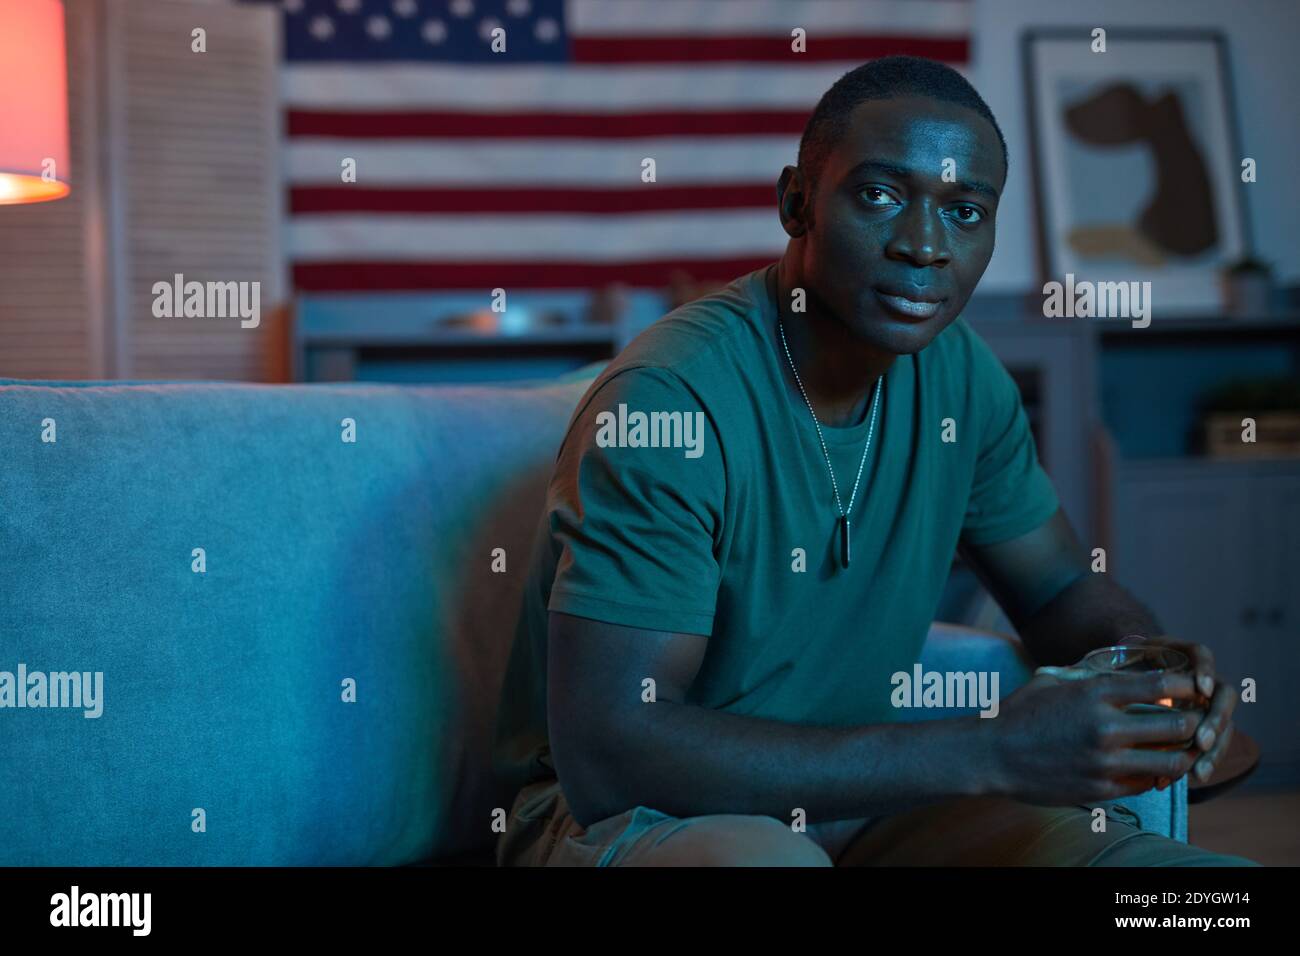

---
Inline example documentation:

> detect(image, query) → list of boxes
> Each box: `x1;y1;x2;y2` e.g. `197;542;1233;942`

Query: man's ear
776;165;811;237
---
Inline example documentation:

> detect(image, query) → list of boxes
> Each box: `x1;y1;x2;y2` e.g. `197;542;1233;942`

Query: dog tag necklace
778;320;882;569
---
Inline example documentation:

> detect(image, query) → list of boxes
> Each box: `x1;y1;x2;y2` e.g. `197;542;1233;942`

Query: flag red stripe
292;257;775;291
289;184;775;214
570;34;969;64
287;108;811;139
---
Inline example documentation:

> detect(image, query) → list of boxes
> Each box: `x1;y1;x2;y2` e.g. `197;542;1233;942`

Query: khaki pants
496;777;1259;867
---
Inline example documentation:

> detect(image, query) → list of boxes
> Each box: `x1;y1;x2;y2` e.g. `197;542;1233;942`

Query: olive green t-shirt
492;263;1060;796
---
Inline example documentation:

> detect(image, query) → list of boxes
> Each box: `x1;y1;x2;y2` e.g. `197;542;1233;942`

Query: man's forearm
1018;571;1164;666
566;700;997;826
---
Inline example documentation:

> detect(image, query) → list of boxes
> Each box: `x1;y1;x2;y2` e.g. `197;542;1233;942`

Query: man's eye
860;187;897;206
949;204;984;224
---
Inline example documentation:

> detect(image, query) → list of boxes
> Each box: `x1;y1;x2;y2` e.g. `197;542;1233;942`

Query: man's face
786;95;1005;354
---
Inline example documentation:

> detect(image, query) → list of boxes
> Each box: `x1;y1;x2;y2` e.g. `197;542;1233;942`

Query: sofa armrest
916;621;1189;843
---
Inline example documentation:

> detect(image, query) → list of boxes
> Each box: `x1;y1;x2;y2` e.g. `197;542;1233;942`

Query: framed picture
1022;29;1252;315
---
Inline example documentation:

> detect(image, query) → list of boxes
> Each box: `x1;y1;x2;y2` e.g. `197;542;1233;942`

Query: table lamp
0;0;69;204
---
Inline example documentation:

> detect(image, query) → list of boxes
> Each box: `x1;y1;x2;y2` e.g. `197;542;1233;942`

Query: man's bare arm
548;610;993;827
547;609;1203;827
957;508;1163;666
959;507;1236;783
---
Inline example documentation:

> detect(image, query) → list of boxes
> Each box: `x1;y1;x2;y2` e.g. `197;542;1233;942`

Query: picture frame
1022;29;1253;315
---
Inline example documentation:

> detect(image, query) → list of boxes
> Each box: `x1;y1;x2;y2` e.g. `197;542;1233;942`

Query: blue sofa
0;369;1184;865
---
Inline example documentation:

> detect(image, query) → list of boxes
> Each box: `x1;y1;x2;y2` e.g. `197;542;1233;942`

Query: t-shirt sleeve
959;328;1061;547
545;365;725;636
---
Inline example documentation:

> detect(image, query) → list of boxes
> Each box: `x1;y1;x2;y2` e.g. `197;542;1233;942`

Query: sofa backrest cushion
0;372;595;864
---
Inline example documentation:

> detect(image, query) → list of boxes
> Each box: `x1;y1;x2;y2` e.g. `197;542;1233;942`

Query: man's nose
885;200;950;267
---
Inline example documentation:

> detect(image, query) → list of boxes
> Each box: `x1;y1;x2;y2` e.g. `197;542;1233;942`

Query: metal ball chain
778;319;882;524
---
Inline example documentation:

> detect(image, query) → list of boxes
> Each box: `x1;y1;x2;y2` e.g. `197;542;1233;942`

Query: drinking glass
1081;645;1203;750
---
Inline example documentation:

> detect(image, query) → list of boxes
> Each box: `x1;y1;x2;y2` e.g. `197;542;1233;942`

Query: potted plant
1219;256;1275;318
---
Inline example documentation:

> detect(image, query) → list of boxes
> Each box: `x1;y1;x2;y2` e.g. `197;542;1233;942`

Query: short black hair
796;55;1008;205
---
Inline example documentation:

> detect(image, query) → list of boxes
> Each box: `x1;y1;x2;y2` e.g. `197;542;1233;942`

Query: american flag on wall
263;0;971;292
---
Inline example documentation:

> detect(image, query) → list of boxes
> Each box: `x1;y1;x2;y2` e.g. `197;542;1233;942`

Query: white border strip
286;137;798;184
288;210;784;261
569;0;971;37
284;63;908;109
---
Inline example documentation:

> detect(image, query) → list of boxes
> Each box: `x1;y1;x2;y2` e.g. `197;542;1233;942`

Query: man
491;56;1254;866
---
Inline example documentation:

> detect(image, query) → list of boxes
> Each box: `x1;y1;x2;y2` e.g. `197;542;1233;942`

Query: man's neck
768;260;896;428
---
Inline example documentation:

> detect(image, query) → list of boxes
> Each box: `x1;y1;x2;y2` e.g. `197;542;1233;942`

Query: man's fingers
1194;682;1237;751
1095;670;1198;705
1110;775;1166;798
1108;709;1200;748
1196;720;1235;783
1185;643;1218;698
1149;635;1217;698
1104;745;1199;780
1034;665;1092;682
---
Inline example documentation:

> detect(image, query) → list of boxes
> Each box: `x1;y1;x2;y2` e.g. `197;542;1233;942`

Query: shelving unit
300;322;622;385
1109;455;1300;788
290;289;678;385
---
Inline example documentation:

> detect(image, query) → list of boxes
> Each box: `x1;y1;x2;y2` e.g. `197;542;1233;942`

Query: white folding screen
0;0;284;381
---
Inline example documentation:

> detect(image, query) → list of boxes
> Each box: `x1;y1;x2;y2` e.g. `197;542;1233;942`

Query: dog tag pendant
839;516;851;568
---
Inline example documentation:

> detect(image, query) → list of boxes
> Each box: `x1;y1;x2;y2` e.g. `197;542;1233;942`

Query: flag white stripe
287;210;785;261
569;0;971;37
283;63;968;110
286;137;798;185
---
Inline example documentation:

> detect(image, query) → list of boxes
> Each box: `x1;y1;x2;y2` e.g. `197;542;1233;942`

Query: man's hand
1137;633;1237;785
988;668;1203;806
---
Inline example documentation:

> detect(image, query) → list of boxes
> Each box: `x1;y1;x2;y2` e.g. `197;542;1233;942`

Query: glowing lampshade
0;0;69;204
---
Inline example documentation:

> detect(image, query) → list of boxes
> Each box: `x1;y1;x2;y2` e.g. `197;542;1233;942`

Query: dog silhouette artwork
1062;83;1219;265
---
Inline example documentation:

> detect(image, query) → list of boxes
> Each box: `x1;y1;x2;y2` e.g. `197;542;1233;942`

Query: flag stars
535;16;559;43
366;14;392;39
281;0;303;14
421;18;447;44
450;0;474;18
392;0;418;17
337;0;361;14
478;16;502;42
506;0;531;16
308;15;335;40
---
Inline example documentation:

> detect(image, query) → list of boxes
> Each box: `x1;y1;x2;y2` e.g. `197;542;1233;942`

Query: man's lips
873;287;943;320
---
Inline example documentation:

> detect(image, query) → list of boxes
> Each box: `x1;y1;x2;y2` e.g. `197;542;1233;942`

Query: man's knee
1092;834;1261;867
633;814;832;867
1160;853;1261;867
